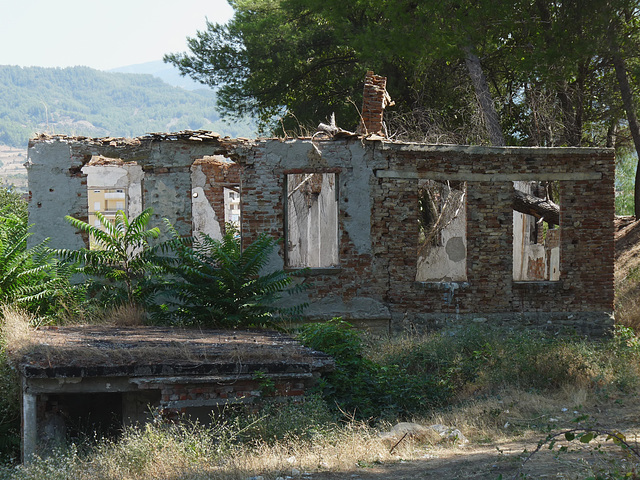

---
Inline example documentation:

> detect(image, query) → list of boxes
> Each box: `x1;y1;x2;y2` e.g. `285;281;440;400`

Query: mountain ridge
108;60;205;91
0;65;254;148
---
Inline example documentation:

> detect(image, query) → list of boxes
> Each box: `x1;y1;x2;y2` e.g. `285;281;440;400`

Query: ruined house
26;127;615;335
20;72;615;460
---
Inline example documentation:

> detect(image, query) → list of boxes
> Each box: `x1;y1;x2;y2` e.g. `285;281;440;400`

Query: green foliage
0;187;27;220
159;224;307;328
0;212;72;313
59;208;164;308
297;319;444;420
380;326;620;395
299;322;640;423
615;150;637;215
0;187;77;318
167;0;640;150
166;0;364;133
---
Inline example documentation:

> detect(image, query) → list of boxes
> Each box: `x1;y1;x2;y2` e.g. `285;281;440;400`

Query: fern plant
0;212;68;310
160;224;307;328
60;208;164;307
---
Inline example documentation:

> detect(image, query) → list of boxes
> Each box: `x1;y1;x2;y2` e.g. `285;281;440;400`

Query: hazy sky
0;0;234;70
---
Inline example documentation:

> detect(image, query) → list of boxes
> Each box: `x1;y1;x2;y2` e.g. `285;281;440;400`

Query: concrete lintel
26;376;135;394
378;142;614;156
375;170;603;181
131;372;314;386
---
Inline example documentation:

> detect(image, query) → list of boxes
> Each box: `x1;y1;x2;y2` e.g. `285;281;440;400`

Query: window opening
416;179;467;282
191;156;240;240
513;181;560;281
224;187;241;228
286;173;339;268
82;158;143;250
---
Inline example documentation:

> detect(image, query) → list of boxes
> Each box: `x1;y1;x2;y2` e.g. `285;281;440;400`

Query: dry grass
8;421;434;480
0;307;319;371
91;303;147;327
424;387;592;444
616;288;640;331
0;306;39;355
615;217;640;331
5;387;620;480
51;302;147;327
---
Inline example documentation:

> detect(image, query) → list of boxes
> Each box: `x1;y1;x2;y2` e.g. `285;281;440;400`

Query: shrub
60;208;165;309
297;319;445;420
300;322;640;423
377;325;640;398
159;224;307;328
0;211;74;315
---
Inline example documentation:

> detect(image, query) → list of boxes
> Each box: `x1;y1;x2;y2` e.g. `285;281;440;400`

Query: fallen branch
513;189;560;226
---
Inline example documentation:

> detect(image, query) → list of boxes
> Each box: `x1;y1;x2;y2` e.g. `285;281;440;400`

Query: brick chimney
357;71;394;136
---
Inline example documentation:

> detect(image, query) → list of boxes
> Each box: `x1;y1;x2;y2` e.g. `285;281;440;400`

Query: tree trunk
513;189;560;226
606;121;618;149
464;47;505;146
612;48;640;216
463;47;559;224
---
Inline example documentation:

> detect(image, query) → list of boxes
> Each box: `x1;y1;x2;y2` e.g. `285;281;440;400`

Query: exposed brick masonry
27;133;616;336
193;156;241;235
237;141;615;336
357;71;392;136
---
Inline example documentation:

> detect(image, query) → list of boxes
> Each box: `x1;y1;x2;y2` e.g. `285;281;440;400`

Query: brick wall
357;71;391;136
27;134;615;336
158;378;307;409
237;140;615;336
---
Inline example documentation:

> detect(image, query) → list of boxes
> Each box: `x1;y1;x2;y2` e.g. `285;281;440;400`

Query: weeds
0;399;373;480
297;318;444;420
368;324;640;400
5;316;640;477
296;320;640;424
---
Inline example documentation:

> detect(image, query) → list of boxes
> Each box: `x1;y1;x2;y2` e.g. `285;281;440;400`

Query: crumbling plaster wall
26;133;245;249
416;205;467;282
191;156;241;239
237;138;391;330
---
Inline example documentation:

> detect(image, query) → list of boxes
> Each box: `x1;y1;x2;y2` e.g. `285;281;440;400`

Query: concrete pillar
22;389;37;463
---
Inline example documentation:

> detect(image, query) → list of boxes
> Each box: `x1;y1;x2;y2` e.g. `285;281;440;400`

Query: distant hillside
109;60;204;91
0;65;255;148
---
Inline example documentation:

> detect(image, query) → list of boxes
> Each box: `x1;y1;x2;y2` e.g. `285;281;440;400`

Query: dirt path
298;397;640;480
306;437;638;479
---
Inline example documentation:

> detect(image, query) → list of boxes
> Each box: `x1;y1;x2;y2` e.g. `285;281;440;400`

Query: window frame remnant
82;158;144;250
284;172;339;269
416;179;468;282
512;180;561;282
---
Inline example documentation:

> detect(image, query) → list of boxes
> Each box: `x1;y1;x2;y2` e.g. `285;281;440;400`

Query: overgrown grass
370;324;640;397
299;320;640;422
4;321;640;478
1;398;396;480
616;264;640;331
